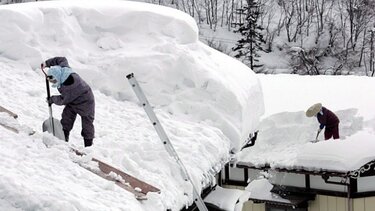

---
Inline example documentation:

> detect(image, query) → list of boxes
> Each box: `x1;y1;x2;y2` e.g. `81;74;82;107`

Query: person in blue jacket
42;57;95;147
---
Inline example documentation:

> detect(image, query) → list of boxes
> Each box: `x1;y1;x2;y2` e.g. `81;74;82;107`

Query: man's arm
50;92;80;106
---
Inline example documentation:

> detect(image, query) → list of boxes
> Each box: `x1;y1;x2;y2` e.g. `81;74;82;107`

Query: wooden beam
0;105;18;119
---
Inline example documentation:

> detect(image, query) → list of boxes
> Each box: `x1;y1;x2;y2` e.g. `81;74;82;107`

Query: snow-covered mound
0;0;264;151
0;1;264;210
238;74;375;173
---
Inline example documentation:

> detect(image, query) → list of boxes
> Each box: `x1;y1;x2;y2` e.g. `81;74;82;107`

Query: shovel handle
315;130;321;140
41;64;48;77
41;66;52;107
42;66;55;135
45;78;52;107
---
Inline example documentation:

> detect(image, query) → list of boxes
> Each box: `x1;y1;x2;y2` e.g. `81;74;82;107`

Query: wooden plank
242;200;265;211
364;197;375;211
354;198;365;211
336;197;347;211
0;105;18;119
242;201;254;211
80;161;148;200
309;194;320;211
0;105;20;133
71;148;160;199
0;111;34;135
0;122;19;133
319;195;328;211
327;196;337;211
94;157;160;194
253;203;264;211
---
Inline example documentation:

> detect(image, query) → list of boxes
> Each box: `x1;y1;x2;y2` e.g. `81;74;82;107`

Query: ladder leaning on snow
126;73;208;211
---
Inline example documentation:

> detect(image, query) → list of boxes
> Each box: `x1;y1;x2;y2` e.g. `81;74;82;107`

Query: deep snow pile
0;1;264;210
238;74;375;172
0;0;264;151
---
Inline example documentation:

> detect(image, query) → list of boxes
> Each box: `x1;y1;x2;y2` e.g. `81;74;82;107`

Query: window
266;204;307;211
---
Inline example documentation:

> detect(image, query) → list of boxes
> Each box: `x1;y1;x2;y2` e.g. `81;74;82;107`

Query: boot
84;139;93;147
63;130;70;142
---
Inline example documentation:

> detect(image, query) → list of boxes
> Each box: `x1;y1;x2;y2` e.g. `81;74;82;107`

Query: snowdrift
0;1;264;210
238;74;375;173
0;0;264;151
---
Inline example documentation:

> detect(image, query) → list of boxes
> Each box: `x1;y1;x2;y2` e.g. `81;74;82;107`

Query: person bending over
306;103;339;140
43;57;95;147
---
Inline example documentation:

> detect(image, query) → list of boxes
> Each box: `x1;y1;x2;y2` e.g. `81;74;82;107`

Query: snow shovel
41;67;65;140
310;129;321;143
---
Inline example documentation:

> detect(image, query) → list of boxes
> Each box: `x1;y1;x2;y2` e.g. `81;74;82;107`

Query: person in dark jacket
306;103;340;140
42;57;95;147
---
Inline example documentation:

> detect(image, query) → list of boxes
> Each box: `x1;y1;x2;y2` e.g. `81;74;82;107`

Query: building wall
358;176;375;192
223;167;375;211
242;201;265;211
308;195;347;211
307;195;375;211
238;195;375;211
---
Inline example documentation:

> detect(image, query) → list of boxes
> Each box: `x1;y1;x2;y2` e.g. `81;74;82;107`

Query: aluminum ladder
126;73;208;211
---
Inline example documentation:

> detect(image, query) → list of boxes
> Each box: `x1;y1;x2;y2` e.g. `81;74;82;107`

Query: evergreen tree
232;0;266;71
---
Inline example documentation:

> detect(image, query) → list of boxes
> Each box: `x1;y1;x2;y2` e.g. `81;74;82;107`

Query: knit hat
306;103;322;117
47;66;74;88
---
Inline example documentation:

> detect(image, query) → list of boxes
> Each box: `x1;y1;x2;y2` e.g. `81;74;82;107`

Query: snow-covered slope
238;74;375;173
0;1;264;210
0;0;264;151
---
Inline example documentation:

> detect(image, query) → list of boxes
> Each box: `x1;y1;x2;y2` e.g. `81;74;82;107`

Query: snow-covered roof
237;74;375;173
0;0;264;210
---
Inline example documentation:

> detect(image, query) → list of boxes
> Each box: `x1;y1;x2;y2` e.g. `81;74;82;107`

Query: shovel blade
42;117;65;141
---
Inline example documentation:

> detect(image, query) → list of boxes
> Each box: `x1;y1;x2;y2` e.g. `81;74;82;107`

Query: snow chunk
205;186;247;211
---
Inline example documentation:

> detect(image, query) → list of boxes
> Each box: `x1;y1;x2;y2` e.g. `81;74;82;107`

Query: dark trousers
61;105;95;140
324;124;339;140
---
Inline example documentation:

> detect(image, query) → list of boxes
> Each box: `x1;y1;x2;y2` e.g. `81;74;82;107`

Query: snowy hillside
0;1;264;210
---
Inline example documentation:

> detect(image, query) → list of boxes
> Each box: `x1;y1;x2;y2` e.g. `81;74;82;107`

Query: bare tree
371;29;375;76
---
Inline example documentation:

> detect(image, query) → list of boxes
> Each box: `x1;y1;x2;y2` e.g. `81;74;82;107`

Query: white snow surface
1;1;375;210
204;186;247;211
0;1;264;211
245;178;291;204
238;74;375;173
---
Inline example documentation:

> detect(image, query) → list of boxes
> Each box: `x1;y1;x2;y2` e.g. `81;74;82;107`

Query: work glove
46;97;54;105
41;62;46;69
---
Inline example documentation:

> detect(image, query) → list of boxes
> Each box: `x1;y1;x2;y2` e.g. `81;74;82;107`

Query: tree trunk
358;28;367;67
371;30;374;76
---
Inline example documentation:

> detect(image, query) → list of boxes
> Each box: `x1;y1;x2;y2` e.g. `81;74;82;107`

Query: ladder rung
127;73;208;211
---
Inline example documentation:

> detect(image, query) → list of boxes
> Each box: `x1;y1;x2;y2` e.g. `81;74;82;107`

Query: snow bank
0;0;263;151
0;1;264;210
246;178;291;204
238;74;375;172
204;186;247;211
